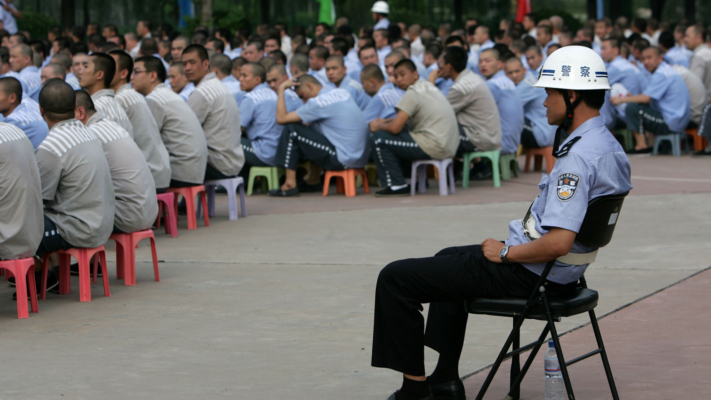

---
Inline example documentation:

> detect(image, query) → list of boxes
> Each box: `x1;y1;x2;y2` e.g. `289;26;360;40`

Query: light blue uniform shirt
363;82;405;124
344;54;362;80
487;70;524;154
178;82;195;102
516;80;555;147
65;72;81;90
643;62;691;132
374;18;390;30
426;63;453;96
308;68;335;89
1;101;48;149
635;61;652;88
506;116;633;285
337;74;370;110
607;56;642;95
221;75;244;106
665;44;692;68
284;89;303;112
295;87;369;168
239;83;280;165
599;92;618;131
18;66;41;102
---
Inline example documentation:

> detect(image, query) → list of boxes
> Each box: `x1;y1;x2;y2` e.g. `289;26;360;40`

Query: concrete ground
0;154;709;399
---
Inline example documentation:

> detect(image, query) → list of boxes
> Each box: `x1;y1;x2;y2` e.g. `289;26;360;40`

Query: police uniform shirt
607;56;642;96
146;83;208;185
295;87;370;168
284;89;303;113
36;119;115;248
689;45;711;98
376;46;391;69
344;54;362;80
363;82;404;124
505;116;633;285
0;1;18;34
373;18;390;30
634;61;652;88
516;80;556;147
18;66;41;102
91;89;134;138
65;73;81;90
187;72;245;177
0;123;43;259
487;70;525;154
308;68;335;89
395;78;459;159
447;68;502;151
672;64;709;125
643;61;691;132
179;82;195;102
239;83;281;165
665;44;693;69
426;63;454;96
4;101;49;149
114;83;172;189
336;74;370;110
221;75;245;107
86;112;158;233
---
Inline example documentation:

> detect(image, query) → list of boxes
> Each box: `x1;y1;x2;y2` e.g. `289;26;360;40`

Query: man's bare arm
481;228;577;264
368;110;409;133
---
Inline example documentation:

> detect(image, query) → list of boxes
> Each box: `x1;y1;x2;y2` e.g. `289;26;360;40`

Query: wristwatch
499;246;510;263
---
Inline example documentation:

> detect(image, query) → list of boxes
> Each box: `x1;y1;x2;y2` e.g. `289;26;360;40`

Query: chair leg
524;153;532;173
13;263;29;319
185;193;197;229
447;162;455;194
322;174;332;196
206;184;217;218
115;241;125;280
124;236;136;286
226;180;237;220
166;199;178;237
247;169;257;196
418;165;427;194
462;154;472;188
26;264;38;313
345;170;356;197
410;164;418;196
149;237;161;282
507;324;551;400
361;170;370;194
542;293;576;400
99;250;110;297
438;165;448;196
58;253;72;295
200;190;210;226
491;155;501;188
78;252;91;302
510;318;520;400
588;309;620;400
238;181;247;217
41;255;50;300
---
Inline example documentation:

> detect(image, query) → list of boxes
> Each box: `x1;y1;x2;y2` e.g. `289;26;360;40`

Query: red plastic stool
167;185;209;230
0;258;38;318
686;128;707;151
323;169;369;197
109;229;160;286
41;246;110;302
155;192;178;237
523;147;556;175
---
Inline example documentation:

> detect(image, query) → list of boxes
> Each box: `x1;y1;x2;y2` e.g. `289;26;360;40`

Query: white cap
533;46;611;91
371;1;390;14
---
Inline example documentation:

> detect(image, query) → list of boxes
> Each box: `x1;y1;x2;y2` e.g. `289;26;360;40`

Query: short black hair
358;44;376;59
135;55;166;82
246;62;267;83
139;20;153;31
210;53;232;76
443;46;468;73
182;44;209;62
109;50;133;81
264;35;281;49
207;38;225;53
0;77;22;104
444;35;465;47
330;37;349;56
310;45;329;60
74;89;96;113
425;43;443;59
87;33;103;48
558;89;606;110
633;18;647;33
39;79;76;121
54;37;72;52
141;38;158;55
658;31;674;50
246;40;264;52
315;23;331;33
268;49;287;65
360;63;385;82
104;24;118;36
91;53;116;88
71;41;89;55
393;59;416;73
72;26;86;41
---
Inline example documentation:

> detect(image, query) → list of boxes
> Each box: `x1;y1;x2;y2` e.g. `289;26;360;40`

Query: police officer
370;46;632;400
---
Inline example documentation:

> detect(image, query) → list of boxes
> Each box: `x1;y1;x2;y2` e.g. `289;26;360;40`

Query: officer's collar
560;115;605;146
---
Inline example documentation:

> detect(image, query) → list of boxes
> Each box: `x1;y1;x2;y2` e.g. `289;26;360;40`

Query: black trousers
521;119;541;149
204;162;237;181
700;103;711;141
371;128;431;188
456;124;478;156
241;136;270;167
371;244;576;376
273;124;345;171
36;215;72;257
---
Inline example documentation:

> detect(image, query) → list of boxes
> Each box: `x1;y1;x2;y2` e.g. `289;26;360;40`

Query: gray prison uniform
146;83;208;185
36;119;115;248
91;89;134;139
0;123;43;259
114;84;172;189
86;112;159;233
187;72;245;177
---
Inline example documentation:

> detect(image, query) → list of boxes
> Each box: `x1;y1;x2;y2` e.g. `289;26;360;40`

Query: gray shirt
187;72;244;176
146;84;208;184
86;112;159;233
91;89;134;139
446;69;502;151
115;84;172;189
672;65;709;125
0;123;43;259
689;45;711;99
36;119;115;248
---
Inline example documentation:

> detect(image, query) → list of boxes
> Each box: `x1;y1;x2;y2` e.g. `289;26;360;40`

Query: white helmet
533;46;610;91
371;1;390;14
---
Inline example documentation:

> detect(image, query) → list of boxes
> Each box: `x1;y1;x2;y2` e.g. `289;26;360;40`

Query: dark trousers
36;215;72;257
169;179;200;188
371;244;576;376
625;103;672;136
273;124;344;171
371;128;431;188
700;104;711;141
521;119;541;149
456;125;478;156
241;136;270;167
204;162;236;181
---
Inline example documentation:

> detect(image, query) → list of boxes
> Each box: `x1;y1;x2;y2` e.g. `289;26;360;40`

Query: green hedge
17;10;56;40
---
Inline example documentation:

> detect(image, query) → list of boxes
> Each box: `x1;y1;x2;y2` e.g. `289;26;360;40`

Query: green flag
317;0;335;25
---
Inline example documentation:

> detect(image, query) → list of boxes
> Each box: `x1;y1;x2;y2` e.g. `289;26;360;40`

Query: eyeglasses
133;69;147;75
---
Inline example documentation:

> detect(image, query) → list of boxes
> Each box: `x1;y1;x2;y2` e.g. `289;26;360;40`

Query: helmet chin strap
553;90;583;159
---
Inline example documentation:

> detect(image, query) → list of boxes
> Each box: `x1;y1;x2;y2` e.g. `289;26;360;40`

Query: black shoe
41;269;60;294
70;262;102;277
693;149;711;156
177;198;187;215
469;161;493;180
215;185;227;194
7;276;15;287
267;187;300;197
386;392;435;400
626;147;653;154
427;378;466;400
298;181;323;193
375;186;410;197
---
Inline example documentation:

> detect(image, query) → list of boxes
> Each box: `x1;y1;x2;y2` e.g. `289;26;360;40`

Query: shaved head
39;79;76;122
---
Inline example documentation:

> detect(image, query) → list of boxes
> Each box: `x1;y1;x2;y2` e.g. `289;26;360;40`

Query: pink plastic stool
323;169;369;197
167;185;209;230
0;258;38;318
109;230;160;286
156;192;178;237
42;246;110;302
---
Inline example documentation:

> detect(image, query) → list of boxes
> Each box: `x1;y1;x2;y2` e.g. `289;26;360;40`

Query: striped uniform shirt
91;88;134;138
239;83;280;165
2;101;49;149
447;68;502;151
18;66;42;101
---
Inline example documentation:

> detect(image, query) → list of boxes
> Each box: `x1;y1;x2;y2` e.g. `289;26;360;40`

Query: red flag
515;0;531;23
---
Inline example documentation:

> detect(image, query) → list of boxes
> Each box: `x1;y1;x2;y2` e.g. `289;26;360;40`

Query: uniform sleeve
295;99;326;124
516;84;537;106
145;98;166;129
395;90;418;118
35;149;62;202
285;92;303;113
689;56;705;81
642;73;671;101
363;95;383;124
538;153;592;233
446;86;467;113
239;97;255;128
187;91;209;124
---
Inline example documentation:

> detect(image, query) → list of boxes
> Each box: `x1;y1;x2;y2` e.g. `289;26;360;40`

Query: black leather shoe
427;378;466;400
386;391;435;400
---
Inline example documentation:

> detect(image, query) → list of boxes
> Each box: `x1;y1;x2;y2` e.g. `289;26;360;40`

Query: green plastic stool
247;167;284;195
462;151;501;188
499;153;519;180
613;129;634;151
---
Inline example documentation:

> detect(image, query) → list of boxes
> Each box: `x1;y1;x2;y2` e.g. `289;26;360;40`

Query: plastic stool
42;246;110;302
653;132;688;156
524;147;556;175
167;185;209;230
462;151;501;188
0;258;38;318
686;128;707;151
156;192;178;237
410;159;455;196
499;153;519;180
323;169;369;197
203;177;247;220
247;166;283;195
109;230;160;286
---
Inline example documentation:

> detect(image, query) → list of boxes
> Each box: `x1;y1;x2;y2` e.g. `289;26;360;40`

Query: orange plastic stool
686;128;707;151
524;147;556;175
42;246;110;302
109;230;160;286
167;185;209;230
155;192;178;237
323;169;369;197
0;258;38;318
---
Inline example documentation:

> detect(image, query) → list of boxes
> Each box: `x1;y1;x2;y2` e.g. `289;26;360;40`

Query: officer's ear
567;90;579;103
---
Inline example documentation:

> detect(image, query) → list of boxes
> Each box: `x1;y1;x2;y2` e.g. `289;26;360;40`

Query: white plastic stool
410;158;455;196
652;132;689;157
201;177;247;220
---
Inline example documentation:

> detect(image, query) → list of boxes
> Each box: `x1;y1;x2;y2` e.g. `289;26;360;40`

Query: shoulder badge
557;173;580;201
553;136;582;158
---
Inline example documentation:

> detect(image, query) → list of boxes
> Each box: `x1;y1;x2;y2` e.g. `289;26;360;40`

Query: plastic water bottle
544;340;565;400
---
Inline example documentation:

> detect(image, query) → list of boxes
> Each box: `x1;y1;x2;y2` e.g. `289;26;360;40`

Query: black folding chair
466;192;628;400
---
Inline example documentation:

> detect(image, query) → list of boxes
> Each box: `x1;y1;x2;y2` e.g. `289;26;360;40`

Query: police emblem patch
557;173;580;201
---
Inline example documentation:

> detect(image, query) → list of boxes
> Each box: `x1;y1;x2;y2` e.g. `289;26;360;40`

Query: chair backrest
575;192;629;248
